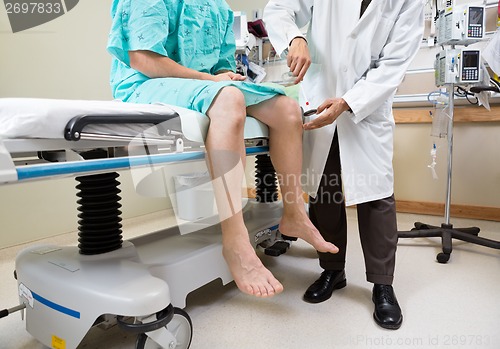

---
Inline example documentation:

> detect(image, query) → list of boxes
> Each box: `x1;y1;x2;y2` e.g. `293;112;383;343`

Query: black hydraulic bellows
254;154;278;203
75;172;123;255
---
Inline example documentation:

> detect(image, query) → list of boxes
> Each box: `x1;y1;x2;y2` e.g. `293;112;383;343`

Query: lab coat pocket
363;98;394;127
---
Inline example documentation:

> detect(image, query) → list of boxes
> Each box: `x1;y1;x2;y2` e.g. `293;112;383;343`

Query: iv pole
397;64;500;263
444;82;454;229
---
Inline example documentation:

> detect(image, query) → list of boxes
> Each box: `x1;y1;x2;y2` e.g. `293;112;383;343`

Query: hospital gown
107;0;283;114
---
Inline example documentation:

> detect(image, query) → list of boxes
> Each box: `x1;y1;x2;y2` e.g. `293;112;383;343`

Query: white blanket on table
0;98;268;142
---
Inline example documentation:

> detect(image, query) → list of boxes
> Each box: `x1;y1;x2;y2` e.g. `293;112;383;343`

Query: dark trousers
308;132;398;285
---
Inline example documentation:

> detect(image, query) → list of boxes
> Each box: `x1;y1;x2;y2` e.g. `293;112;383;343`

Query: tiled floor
1;209;499;349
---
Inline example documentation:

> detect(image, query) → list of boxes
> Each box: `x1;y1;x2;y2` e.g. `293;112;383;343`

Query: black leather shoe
372;284;403;330
303;270;346;303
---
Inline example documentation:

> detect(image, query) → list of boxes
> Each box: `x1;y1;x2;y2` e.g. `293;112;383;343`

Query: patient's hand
212;72;246;82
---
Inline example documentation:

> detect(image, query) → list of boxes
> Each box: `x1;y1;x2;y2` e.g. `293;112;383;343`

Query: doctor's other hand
287;37;311;84
303;98;351;130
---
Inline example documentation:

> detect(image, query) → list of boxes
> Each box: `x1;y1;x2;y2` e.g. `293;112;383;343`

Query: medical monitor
436;4;485;45
233;11;249;49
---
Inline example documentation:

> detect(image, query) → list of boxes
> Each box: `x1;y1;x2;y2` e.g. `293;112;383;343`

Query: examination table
0;98;290;349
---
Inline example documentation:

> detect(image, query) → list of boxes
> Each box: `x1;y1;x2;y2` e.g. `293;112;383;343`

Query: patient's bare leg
247;96;339;254
205;87;283;297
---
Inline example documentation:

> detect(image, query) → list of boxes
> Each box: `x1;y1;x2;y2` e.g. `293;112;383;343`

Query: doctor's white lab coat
264;0;425;206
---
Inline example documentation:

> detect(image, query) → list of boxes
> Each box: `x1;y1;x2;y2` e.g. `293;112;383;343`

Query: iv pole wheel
436;252;450;264
136;308;193;349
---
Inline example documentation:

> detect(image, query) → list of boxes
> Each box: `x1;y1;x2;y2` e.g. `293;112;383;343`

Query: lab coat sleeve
212;8;238;74
342;0;425;124
263;0;314;56
482;29;500;77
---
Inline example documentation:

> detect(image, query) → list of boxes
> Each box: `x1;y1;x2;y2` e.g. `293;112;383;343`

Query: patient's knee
209;87;246;126
213;86;246;112
277;97;302;127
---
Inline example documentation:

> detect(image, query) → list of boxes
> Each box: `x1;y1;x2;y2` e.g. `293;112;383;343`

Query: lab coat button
351;33;357;39
342;65;348;72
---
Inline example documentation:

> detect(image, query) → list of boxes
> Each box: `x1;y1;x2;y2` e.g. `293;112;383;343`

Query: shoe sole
303;279;347;304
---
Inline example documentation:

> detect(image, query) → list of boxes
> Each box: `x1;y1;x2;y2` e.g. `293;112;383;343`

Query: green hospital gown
107;0;284;114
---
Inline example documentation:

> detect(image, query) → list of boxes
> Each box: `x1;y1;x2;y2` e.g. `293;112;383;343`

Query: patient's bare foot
222;234;284;297
279;210;339;254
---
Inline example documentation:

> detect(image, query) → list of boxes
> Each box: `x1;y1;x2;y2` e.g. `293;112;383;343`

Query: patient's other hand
212;72;246;82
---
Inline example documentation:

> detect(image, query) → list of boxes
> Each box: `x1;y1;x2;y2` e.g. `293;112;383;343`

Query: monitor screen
462;51;479;68
469;7;483;25
233;14;242;41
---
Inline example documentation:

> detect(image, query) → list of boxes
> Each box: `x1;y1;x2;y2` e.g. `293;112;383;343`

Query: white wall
0;171;171;248
0;0;113;99
227;0;268;19
394;123;500;208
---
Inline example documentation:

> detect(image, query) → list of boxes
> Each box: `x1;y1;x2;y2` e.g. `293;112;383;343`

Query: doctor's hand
303;98;351;130
287;37;311;84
